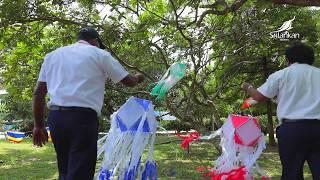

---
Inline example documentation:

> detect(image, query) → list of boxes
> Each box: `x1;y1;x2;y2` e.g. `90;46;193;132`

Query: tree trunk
263;57;277;146
272;0;320;6
211;105;222;131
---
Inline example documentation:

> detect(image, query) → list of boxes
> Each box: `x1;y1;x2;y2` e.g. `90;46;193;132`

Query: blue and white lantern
97;97;157;180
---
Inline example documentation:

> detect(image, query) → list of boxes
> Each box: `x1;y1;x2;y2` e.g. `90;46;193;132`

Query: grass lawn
0;136;313;180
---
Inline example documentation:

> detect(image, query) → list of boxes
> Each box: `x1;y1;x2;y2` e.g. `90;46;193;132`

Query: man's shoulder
306;64;320;71
270;68;286;78
273;64;299;75
45;43;112;61
76;44;111;58
287;63;320;72
93;47;111;57
47;44;72;54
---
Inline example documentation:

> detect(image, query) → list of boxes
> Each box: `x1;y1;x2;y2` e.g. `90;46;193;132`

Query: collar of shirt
289;62;310;67
77;40;90;45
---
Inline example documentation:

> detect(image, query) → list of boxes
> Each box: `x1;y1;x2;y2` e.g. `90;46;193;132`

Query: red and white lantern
200;114;269;180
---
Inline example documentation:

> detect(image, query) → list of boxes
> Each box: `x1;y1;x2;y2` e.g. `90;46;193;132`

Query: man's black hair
285;43;315;65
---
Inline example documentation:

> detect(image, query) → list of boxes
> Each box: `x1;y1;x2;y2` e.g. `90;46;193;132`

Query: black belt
282;118;320;123
50;105;95;113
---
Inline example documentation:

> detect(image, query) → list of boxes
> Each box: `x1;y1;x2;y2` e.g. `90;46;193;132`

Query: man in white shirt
242;43;320;180
32;28;144;180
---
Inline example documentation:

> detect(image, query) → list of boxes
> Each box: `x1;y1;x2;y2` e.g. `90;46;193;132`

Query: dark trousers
48;109;98;180
276;121;320;180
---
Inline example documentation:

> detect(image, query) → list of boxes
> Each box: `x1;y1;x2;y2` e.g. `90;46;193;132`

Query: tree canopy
0;0;319;137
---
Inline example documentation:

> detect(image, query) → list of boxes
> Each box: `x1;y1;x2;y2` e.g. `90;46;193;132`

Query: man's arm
241;82;269;102
120;73;144;87
32;81;48;147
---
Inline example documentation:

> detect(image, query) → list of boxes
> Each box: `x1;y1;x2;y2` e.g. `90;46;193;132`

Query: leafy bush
158;120;192;132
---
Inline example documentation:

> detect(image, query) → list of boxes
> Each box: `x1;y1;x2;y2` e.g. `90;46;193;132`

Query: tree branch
272;0;320;6
149;42;170;68
105;46;155;81
197;0;247;26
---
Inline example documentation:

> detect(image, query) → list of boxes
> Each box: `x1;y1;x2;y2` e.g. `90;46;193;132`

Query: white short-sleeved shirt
257;63;320;122
38;40;129;115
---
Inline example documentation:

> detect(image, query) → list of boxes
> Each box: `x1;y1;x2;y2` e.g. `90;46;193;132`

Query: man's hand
241;82;253;91
135;73;144;83
121;73;145;87
32;127;48;147
241;82;268;102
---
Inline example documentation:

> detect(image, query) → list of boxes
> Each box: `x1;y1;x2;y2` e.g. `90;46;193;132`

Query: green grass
0;136;313;180
0;139;58;180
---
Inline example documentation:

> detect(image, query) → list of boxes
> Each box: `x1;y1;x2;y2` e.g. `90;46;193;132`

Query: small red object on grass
175;131;200;149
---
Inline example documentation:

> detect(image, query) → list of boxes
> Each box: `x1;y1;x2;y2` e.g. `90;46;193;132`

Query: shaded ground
0;136;313;180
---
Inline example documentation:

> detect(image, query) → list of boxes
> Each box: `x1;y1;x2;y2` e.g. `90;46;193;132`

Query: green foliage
158;120;192;132
255;114;278;134
0;0;319;132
